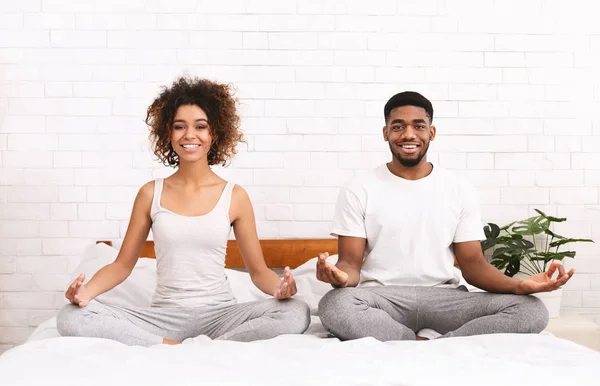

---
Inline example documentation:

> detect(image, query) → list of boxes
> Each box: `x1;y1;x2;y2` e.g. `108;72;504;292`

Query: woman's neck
171;161;216;187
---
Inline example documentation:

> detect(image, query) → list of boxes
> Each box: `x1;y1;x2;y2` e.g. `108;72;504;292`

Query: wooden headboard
97;239;338;269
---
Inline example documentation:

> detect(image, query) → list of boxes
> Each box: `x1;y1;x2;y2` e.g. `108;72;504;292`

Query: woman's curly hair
146;76;244;167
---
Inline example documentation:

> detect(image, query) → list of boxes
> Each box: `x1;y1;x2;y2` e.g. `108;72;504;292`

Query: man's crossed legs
318;285;549;341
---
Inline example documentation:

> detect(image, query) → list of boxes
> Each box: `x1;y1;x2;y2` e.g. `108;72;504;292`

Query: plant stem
520;258;540;275
543;235;554;272
531;232;543;273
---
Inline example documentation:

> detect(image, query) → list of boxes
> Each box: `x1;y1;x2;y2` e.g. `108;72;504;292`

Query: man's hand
316;252;349;288
516;262;575;295
273;267;297;299
65;273;93;307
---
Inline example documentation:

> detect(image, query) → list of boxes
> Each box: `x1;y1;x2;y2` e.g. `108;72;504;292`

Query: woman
57;76;310;346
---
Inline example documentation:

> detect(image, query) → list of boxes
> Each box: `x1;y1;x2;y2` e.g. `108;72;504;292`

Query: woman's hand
273;267;297;299
65;273;94;307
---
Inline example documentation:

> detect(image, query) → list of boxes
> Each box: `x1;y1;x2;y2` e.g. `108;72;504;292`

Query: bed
1;239;599;386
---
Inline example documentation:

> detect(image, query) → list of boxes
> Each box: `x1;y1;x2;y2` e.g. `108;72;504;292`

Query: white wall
1;0;600;351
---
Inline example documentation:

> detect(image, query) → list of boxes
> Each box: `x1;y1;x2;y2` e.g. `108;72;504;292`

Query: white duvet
2;244;600;385
1;316;600;386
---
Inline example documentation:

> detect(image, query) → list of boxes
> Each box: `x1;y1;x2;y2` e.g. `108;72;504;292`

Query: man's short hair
384;91;434;123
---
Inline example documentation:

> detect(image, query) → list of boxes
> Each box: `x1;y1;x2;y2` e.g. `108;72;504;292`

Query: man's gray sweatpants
318;285;549;341
57;298;310;347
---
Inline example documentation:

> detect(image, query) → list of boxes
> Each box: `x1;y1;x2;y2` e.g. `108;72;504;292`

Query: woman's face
170;104;213;165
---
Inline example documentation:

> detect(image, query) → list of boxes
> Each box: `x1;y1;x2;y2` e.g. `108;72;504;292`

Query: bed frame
97;239;459;269
97;239;338;269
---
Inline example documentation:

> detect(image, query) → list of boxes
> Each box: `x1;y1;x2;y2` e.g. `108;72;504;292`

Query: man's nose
400;126;418;139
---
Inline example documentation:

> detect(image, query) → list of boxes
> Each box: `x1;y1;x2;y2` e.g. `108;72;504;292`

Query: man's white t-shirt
330;163;486;288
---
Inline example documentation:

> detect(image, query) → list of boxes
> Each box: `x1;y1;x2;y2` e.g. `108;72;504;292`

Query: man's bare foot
416;328;441;340
163;338;180;345
182;335;212;345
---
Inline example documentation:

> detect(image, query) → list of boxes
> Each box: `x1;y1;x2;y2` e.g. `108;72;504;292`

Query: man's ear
429;125;436;141
382;125;389;141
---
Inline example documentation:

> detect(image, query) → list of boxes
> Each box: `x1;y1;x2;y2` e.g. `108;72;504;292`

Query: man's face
383;105;436;167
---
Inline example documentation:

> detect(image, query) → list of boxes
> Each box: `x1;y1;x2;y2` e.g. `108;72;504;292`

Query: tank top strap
151;178;164;217
215;181;236;215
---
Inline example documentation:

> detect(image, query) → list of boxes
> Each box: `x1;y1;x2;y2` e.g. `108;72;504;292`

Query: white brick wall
1;0;600;349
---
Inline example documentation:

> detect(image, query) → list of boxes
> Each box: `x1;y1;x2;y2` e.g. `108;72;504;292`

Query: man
316;91;573;341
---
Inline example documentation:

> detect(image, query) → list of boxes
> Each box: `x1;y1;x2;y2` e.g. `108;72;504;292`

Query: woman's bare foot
163;338;181;345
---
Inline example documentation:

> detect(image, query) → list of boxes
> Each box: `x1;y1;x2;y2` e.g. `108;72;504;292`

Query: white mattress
1;317;600;386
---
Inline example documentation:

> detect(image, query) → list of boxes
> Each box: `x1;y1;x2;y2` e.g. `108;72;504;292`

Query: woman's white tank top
150;178;236;308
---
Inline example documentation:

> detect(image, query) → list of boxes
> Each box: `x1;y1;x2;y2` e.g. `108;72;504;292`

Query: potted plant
481;209;594;318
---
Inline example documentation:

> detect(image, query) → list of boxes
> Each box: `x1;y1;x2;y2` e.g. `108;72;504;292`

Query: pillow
68;244;338;311
224;268;267;303
223;254;340;316
70;243;266;307
68;243;157;308
222;254;341;315
291;254;338;315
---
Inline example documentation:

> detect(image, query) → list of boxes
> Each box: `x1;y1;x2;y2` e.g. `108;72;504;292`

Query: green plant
481;209;594;277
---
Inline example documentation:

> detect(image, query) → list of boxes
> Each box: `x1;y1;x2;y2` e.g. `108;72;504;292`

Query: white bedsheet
1;317;599;386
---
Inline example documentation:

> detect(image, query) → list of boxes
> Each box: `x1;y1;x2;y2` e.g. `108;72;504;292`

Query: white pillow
224;268;267;303
70;243;266;307
68;243;338;311
223;255;340;315
68;243;157;308
291;254;338;315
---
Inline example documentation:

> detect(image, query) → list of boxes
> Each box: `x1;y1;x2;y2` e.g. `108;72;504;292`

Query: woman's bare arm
67;182;154;306
230;185;296;299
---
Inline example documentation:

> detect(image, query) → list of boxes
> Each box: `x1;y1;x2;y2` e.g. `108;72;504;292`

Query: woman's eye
174;125;184;130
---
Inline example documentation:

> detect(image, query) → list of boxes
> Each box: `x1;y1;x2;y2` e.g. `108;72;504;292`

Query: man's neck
386;159;433;181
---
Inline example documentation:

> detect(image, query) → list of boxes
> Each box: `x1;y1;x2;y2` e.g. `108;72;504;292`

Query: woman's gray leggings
57;298;310;347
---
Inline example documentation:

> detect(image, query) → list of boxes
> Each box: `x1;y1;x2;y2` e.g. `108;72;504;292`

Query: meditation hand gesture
65;273;93;307
516;262;575;295
316;252;349;288
274;267;297;300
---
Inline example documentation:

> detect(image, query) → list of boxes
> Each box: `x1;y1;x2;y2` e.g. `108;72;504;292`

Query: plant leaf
525;240;535;249
480;238;498;251
490;259;508;270
489;223;500;238
483;223;501;240
504;260;520;277
500;221;517;231
544;229;566;240
549;238;595;248
492;247;513;258
534;208;567;223
511;215;549;235
532;251;576;262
